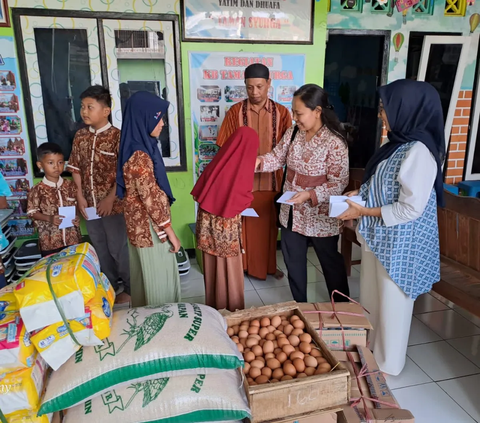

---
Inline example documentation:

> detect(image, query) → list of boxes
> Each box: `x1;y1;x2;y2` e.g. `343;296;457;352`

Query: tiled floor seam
436;381;480;423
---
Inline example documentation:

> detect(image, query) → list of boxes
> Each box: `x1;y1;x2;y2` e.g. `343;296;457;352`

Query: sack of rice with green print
39;303;243;415
63;370;250;423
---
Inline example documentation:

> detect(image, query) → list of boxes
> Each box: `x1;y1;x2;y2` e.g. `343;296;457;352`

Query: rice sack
3;409;52;423
30;279;115;371
40;303;243;414
63;370;250;423
0;285;18;322
14;245;102;332
0;313;36;374
0;355;48;416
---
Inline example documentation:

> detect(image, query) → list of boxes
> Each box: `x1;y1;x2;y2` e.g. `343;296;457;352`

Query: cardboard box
225;302;350;423
279;411;338;423
333;347;414;423
299;303;373;351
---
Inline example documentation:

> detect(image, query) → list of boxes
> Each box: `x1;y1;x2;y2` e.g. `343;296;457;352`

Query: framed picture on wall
181;0;314;44
0;0;10;27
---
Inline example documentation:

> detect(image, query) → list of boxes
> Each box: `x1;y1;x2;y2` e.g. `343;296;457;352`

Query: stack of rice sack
0;286;51;422
38;303;251;423
13;243;115;370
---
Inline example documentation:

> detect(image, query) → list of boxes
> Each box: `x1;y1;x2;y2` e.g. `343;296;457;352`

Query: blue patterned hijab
116;91;175;204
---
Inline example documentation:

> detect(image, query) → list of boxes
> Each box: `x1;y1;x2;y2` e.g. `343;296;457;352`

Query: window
413;0;434;15
340;0;363;12
12;10;186;175
444;0;466;16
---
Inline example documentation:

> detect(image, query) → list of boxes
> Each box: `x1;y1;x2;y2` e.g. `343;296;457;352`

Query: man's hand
77;194;88;220
97;196;115;217
73;216;81;227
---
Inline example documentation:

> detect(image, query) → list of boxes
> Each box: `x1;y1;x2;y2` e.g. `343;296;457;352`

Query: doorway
324;30;389;168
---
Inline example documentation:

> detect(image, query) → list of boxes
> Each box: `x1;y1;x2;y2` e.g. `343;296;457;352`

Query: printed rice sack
30;278;115;371
0;355;48;416
0;285;18;322
3;409;52;423
0;313;36;373
14;244;102;332
63;370;250;423
40;303;243;414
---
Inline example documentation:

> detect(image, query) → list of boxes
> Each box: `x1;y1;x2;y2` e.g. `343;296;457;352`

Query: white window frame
417;35;471;152
465;64;480;180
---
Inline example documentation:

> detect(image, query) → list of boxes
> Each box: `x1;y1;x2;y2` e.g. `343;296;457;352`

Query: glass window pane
115;30;171;158
34;28;91;159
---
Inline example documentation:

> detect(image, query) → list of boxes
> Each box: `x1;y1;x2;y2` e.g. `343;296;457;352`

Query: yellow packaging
30;275;115;371
0;285;18;325
0;355;48;416
14;244;102;333
4;408;52;422
0;313;36;374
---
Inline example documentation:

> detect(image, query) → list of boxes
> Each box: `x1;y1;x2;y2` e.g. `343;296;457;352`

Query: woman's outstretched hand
255;157;261;171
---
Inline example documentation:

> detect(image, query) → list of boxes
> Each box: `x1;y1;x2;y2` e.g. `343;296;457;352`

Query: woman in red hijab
191;127;259;311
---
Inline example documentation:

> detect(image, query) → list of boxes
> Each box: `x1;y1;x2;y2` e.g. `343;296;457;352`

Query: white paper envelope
276;191;296;205
241;208;259;217
85;207;101;221
329;196;366;218
58;206;76;229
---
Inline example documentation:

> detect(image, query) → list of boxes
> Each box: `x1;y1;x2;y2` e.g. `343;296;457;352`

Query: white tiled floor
181;247;480;423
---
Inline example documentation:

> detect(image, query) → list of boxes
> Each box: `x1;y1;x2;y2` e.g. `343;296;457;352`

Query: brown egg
265;353;275;360
299;333;312;344
283;324;294;336
265;333;276;341
246;338;259;348
273;341;278;349
240;338;247;347
232;325;240;335
281;319;289;327
316;357;328;365
259;339;266;347
290;351;305;361
293;358;306;373
304;356;318;368
271;315;282;328
277;333;287;339
315;364;331;375
259;327;269;338
249;367;262;379
290;315;300;323
247;377;254;384
282;345;295;356
272;368;284;380
252;345;263;357
260;317;271;327
277;325;284;333
256;375;269;384
241;320;250;326
292;328;304;336
267;358;281;370
231;336;239;344
244;362;251;374
248;326;259;335
292;319;305;330
250;381;257;386
277;337;290;348
227;327;234;337
257;356;266;363
276;352;288;364
251;359;265;369
240;325;249;333
261;367;272;378
296;373;308;379
250;334;261;341
244;351;255;362
288;335;300;347
263;340;274;354
237;343;244;353
239;330;249;339
310;348;322;357
284;359;292;366
283;363;297;377
271;379;279;383
267;325;276;333
273;330;283;337
305;367;316;376
299;342;312;354
274;348;282;355
250;319;260;327
281;375;293;381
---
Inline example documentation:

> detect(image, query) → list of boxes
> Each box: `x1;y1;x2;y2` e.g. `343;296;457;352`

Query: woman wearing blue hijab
338;80;444;376
117;91;180;307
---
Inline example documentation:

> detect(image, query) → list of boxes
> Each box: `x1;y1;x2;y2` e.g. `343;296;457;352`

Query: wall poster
0;36;34;236
182;0;314;43
189;52;305;190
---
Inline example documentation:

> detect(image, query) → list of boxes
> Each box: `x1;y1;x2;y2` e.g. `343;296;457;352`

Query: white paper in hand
241;208;259;217
276;191;296;205
329;196;366;218
85;207;101;221
58;206;76;229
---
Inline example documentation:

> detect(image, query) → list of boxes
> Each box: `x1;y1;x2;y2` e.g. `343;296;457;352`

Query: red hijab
191;127;259;218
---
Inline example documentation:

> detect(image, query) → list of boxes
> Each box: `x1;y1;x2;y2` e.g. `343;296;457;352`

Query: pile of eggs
227;314;332;386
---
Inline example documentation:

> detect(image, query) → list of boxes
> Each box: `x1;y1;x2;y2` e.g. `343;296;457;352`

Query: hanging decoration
393;32;405;62
468;0;475;6
402;8;408;24
470;13;480;33
395;0;420;22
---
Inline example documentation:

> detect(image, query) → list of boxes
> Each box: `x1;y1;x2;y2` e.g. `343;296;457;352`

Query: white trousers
359;246;414;376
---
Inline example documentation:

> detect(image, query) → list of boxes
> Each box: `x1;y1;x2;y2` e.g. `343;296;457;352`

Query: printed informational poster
189;52;305;186
183;0;313;43
0;36;34;233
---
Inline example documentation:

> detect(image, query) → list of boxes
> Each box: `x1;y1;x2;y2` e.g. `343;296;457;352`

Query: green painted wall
2;1;328;248
117;59;167;93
